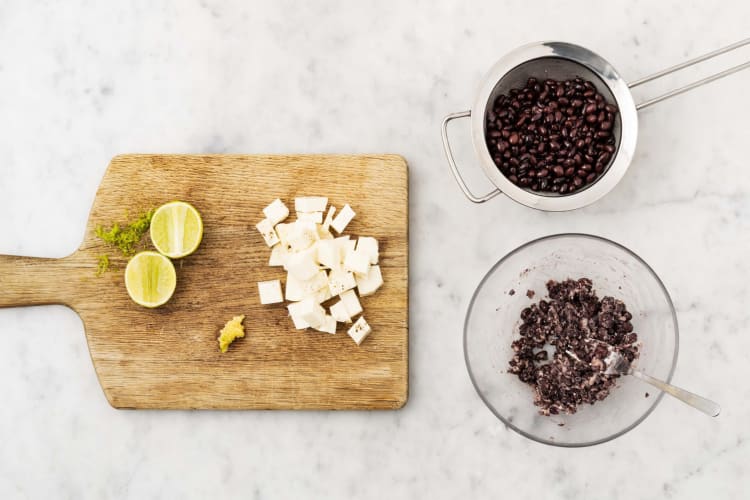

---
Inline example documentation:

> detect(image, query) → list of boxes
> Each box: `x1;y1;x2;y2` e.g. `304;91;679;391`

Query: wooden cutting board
0;155;408;409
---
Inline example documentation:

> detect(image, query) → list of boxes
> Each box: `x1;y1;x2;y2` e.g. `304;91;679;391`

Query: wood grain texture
0;155;409;409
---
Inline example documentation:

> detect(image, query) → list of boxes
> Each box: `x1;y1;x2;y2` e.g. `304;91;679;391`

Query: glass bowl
464;234;678;447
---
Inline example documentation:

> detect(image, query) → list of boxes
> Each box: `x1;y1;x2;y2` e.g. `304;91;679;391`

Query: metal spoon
566;349;721;417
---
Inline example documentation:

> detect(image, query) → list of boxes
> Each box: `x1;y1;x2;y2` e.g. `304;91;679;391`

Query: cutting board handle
0;253;88;308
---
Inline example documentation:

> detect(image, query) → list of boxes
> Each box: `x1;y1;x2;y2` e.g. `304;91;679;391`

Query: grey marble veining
1;1;749;498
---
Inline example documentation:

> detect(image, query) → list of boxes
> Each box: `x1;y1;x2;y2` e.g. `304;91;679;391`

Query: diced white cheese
330;204;355;234
259;197;384;336
286;270;328;301
263;198;289;225
297;298;326;328
315;314;337;334
316;240;339;269
256;219;280;247
258;279;284;304
356;265;383;296
343;248;371;276
347;316;372;345
287;220;319;252
340;289;363;316
295;196;328;213
357;236;379;264
287;301;310;329
328;269;357;296
297;211;323;224
285;246;319;281
330;300;352;323
322;206;336;231
269;244;291;267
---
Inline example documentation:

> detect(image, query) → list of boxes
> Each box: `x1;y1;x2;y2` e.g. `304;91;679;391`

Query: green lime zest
95;209;155;256
95;254;110;277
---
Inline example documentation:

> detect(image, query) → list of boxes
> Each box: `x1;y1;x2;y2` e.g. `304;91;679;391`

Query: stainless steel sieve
442;40;750;211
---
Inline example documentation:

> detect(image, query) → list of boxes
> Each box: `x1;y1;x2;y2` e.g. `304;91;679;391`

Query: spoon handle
631;371;721;417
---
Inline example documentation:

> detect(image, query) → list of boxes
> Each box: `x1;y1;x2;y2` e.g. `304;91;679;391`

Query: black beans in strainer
486;77;618;195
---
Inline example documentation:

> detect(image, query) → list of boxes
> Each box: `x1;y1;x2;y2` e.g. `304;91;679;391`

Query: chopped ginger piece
218;315;245;353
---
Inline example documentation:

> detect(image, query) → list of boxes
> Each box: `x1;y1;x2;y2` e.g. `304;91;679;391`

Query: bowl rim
463;233;679;447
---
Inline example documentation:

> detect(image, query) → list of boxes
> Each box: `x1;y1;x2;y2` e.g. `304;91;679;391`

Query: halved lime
124;251;177;308
150;201;203;259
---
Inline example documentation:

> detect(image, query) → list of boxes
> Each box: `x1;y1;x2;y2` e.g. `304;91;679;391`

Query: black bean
485;77;619;194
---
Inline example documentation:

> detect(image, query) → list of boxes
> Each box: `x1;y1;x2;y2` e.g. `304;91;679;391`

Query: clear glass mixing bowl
464;234;678;447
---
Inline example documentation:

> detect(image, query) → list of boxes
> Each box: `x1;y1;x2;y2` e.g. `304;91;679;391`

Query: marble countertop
1;1;749;498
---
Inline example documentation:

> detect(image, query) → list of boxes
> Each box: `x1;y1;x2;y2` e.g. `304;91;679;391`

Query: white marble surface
1;1;749;498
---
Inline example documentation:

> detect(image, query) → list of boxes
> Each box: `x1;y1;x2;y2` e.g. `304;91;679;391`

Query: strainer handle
441;111;502;203
629;38;750;110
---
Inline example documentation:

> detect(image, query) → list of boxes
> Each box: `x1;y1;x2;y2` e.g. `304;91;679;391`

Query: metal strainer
442;40;750;211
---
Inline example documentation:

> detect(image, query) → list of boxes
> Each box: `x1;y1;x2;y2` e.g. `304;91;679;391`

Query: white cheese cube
357;237;379;264
328;269;357;296
343;248;371;276
315;314;337;334
285;274;304;302
347;316;372;345
256;218;280;247
269;244;291;267
322;206;336;231
334;236;355;263
297;298;326;328
275;223;294;245
317;224;334;240
286;246;319;281
286;270;327;301
330;204;355;234
356;265;383;296
330;300;352;323
263;198;289;225
295;196;328;213
339;289;363;316
287;301;310;329
316;240;339;269
312;283;333;304
297;211;323;224
258;279;284;304
287;220;319;252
